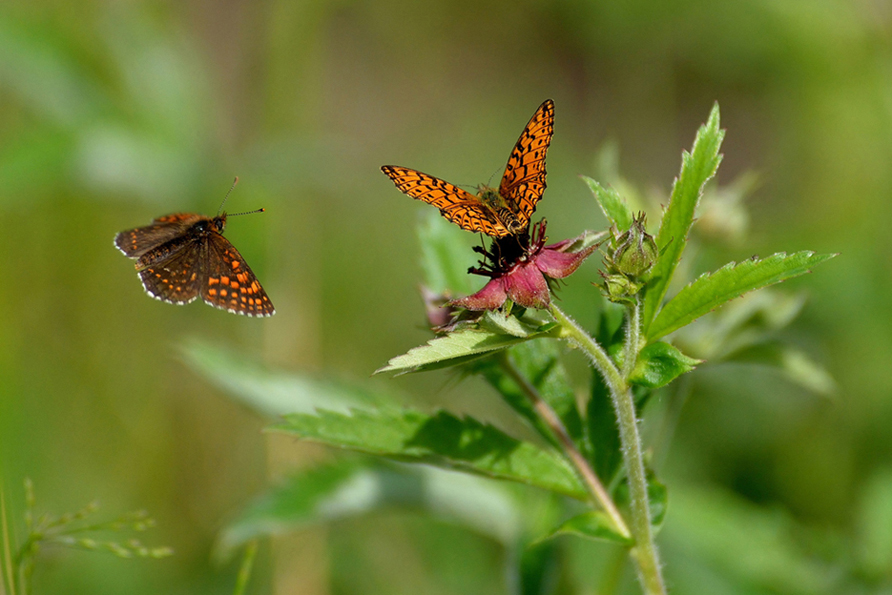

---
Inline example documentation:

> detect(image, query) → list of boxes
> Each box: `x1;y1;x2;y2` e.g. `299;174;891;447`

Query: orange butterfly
382;99;554;238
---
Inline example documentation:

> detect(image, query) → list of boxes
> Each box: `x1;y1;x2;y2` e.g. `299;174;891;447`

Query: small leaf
581;175;633;230
271;408;587;500
216;461;522;559
376;318;556;375
628;342;702;389
538;511;632;545
181;339;392;416
647;251;836;342
643;103;725;332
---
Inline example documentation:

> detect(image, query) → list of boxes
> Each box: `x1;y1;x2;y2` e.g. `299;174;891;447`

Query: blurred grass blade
181;339;393;417
643;103;724;332
232;540;257;595
270;408;587;501
217;461;521;559
581;175;632;230
724;343;837;397
1;486;15;595
647;251;836;342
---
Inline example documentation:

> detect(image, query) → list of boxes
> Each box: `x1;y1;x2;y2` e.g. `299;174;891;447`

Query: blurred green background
1;0;889;593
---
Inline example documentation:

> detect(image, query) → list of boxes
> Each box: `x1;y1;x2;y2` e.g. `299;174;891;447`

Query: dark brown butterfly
114;179;275;317
382;99;554;238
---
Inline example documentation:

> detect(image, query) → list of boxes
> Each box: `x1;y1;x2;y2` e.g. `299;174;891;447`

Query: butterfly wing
115;213;203;258
498;99;554;225
381;165;511;237
137;241;203;305
200;232;275;317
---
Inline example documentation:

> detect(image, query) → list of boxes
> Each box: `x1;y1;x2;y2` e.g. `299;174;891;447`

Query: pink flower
451;221;598;310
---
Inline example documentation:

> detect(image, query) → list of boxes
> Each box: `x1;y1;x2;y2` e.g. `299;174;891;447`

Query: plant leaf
181;339;392;416
628;342;702;388
270;408;587;500
538;511;633;545
581;175;633;230
376;316;556;375
647;251;836;342
216;461;522;559
643;103;724;333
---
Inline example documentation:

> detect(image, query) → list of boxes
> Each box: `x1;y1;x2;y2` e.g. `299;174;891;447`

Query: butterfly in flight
382;99;554;238
114;178;275;317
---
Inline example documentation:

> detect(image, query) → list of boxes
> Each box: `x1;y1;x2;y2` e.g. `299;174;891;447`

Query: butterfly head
212;214;227;233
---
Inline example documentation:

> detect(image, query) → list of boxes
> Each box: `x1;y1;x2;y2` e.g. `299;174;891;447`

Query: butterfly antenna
228;207;266;217
216;177;239;216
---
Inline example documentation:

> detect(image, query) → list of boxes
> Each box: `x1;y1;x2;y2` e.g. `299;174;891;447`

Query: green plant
0;479;172;595
187;103;834;594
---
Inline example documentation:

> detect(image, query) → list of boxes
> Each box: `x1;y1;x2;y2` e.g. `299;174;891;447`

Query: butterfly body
382;99;554;238
115;211;275;317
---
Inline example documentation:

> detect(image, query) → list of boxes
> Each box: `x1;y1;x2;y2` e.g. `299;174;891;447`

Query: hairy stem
550;304;666;595
498;354;630;540
622;296;642;378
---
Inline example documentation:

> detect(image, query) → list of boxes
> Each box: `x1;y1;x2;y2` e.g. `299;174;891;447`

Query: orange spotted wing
115;213;275;317
381;99;554;238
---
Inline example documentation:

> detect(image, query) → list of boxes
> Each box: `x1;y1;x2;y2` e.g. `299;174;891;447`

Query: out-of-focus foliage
0;0;887;592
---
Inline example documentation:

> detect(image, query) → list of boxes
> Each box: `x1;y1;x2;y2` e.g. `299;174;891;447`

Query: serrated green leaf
581;175;633;230
475;341;583;450
643;103;725;332
647;251;836;342
181;339;392;416
538;511;633;545
628;342;701;389
216;461;521;559
270;408;587;500
376;318;556;375
418;209;477;296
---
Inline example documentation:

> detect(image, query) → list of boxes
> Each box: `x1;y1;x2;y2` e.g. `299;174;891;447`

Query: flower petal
505;263;551;308
450;278;508;310
536;244;598;279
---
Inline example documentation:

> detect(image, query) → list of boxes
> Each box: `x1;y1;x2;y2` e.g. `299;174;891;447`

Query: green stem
549;304;666;595
622;296;642;378
498;354;630;540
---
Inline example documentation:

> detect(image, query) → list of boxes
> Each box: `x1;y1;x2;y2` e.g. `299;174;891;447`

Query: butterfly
114;179;275;317
382;99;554;238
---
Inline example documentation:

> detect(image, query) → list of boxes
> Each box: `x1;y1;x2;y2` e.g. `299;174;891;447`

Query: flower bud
608;213;657;279
599;272;644;304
